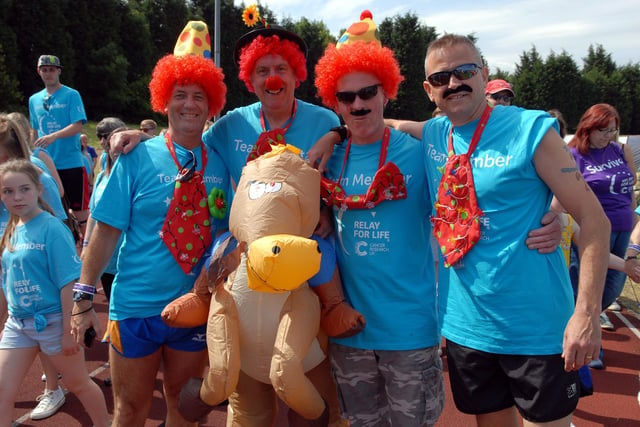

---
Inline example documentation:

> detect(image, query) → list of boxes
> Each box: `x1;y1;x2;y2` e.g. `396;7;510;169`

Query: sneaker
40;372;62;382
600;312;614;330
608;300;622;311
31;386;65;420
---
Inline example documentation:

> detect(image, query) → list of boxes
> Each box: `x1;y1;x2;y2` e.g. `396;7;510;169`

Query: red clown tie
433;105;492;267
161;133;212;273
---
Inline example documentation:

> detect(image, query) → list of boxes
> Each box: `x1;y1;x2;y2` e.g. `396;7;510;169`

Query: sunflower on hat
242;4;262;27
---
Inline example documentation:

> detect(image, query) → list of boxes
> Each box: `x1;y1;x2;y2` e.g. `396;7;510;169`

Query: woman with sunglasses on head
568;103;635;363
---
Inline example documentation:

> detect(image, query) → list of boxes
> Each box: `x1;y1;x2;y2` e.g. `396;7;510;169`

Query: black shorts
446;339;580;423
58;167;90;211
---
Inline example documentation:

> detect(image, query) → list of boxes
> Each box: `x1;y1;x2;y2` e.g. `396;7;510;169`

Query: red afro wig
315;41;403;111
238;35;307;93
149;54;226;119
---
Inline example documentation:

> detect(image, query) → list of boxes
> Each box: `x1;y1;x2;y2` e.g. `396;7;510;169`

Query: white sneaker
600;312;615;330
608;300;622;311
31;386;65;420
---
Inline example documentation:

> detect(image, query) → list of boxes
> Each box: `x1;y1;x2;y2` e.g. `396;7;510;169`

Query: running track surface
9;292;640;426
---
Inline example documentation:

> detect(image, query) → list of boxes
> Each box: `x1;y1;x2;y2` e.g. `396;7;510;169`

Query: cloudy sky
234;0;638;73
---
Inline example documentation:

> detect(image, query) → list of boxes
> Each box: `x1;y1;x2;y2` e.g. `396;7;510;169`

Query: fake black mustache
350;109;371;117
443;85;472;99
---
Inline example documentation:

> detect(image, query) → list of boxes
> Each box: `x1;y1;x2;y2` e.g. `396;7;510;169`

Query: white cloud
234;0;639;72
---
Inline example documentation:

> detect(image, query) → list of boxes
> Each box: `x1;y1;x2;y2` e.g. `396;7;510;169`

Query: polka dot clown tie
161;133;212;273
433;105;492;267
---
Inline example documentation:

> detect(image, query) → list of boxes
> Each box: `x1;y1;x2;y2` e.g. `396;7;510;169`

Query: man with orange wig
70;21;231;426
314;10;445;427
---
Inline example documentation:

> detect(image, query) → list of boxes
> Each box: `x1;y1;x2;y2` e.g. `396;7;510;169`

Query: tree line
1;0;638;134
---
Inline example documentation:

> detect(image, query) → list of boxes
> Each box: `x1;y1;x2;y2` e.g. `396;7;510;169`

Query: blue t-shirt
89;170;122;275
324;128;438;351
92;135;230;320
423;106;573;355
29;85;87;170
1;211;80;319
204;99;339;183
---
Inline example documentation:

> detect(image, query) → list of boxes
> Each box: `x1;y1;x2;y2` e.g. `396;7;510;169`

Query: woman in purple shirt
569;103;635;341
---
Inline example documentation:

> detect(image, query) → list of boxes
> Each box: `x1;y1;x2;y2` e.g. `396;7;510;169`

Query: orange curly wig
149;54;226;119
238;35;307;93
315;41;403;111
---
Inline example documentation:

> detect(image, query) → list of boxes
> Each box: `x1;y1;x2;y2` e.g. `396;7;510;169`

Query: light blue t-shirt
1;211;80;319
204;99;339;183
423;106;572;355
89;170;122;275
29;85;87;170
92;135;230;320
324;128;438;351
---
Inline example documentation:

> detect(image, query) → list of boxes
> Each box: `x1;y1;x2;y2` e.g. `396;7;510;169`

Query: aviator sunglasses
427;63;481;87
335;84;381;104
176;150;197;183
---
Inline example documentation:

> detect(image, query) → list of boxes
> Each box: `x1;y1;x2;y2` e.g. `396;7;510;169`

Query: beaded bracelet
71;306;93;316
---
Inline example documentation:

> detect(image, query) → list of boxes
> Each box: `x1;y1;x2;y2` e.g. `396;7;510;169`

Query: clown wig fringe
238;35;307;93
315;41;403;111
149;54;226;119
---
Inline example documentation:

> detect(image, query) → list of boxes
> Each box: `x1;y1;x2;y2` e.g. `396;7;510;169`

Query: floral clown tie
320;127;406;210
161;133;212;273
433;105;492;267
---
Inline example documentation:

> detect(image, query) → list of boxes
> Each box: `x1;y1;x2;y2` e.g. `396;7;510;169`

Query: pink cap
485;79;514;96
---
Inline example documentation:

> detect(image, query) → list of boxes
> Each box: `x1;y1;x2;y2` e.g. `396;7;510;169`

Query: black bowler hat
233;24;307;64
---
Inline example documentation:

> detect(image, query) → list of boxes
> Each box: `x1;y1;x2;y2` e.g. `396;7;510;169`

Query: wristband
628;243;640;252
624;254;639;261
329;126;348;145
73;283;96;295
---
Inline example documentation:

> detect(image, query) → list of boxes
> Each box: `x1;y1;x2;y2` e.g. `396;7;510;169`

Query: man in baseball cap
485;78;515;106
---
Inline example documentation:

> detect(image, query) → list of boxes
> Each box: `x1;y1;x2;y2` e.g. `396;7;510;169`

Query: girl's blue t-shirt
1;211;80;319
92;136;230;320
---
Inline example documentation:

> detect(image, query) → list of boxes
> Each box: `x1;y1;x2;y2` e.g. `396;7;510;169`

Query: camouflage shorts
330;343;445;427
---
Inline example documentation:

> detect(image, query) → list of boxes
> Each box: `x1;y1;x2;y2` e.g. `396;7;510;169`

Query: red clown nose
265;75;283;91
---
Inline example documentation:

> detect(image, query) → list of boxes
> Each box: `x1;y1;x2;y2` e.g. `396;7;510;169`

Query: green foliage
0;1;638;133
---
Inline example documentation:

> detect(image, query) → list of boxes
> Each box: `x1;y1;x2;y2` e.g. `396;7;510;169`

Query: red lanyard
164;132;207;173
259;99;298;133
337;127;390;185
447;104;493;158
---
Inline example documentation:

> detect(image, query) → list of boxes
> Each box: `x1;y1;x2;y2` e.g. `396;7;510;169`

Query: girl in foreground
0;159;108;426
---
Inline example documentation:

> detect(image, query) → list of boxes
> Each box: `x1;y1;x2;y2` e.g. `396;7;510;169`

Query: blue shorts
0;313;64;355
108;315;207;358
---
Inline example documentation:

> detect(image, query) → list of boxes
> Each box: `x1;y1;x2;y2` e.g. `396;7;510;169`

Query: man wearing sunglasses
28;55;89;234
386;34;609;427
313;11;444;427
485;79;515;107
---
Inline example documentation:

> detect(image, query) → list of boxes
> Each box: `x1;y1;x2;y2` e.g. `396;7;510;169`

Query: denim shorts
0;312;64;355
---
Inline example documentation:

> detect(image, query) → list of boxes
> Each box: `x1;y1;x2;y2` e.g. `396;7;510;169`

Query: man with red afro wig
313;10;446;427
71;21;231;426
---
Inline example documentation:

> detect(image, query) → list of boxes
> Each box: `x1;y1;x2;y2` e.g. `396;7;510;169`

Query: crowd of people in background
0;6;637;427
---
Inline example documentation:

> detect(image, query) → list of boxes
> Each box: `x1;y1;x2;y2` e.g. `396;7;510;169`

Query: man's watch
329;126;348;144
73;290;93;302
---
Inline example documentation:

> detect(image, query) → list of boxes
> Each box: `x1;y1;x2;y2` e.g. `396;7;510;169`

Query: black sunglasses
176;150;197;183
43;95;51;112
490;94;513;103
427;63;481;87
335;84;381;104
97;132;109;140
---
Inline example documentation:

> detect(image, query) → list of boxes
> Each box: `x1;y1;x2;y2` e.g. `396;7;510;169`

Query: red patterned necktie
320;127;406;210
433;105;492;267
161;133;212;273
